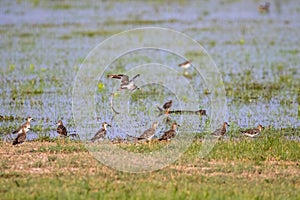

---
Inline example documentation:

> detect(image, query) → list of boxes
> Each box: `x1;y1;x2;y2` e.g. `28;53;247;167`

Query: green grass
0;133;299;199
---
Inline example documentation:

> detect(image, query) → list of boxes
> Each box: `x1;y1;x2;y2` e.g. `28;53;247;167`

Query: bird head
27;116;34;122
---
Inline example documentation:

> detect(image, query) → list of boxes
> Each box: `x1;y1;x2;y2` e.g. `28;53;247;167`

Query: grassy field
1;1;300;199
1;129;299;200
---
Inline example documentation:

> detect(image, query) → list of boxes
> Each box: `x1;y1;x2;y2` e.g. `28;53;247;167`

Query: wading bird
211;122;230;139
12;116;34;135
241;124;264;138
56;120;67;137
159;122;180;141
12;127;27;145
138;122;158;141
91;122;111;142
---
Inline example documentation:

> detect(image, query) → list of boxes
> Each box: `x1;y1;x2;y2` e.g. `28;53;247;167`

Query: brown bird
241;124;264;138
107;74;140;91
258;2;270;13
12;127;27;145
163;100;172;115
178;60;192;69
57;120;67;137
159;122;180;141
138;122;158;141
12;116;33;134
211;122;230;138
91;122;111;142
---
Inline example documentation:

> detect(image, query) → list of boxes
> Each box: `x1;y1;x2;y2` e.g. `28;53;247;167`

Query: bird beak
107;124;112;127
177;124;181;127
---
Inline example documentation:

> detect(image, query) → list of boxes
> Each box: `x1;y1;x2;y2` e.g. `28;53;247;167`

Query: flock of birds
10;60;265;145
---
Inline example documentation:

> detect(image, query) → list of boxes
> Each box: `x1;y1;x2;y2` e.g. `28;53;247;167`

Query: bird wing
159;130;175;140
211;128;221;136
178;60;190;67
129;74;140;82
107;74;123;79
243;129;259;136
139;128;154;139
13;133;26;145
12;122;27;134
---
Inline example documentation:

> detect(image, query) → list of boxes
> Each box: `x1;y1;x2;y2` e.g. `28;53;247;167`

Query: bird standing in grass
57;120;67;137
12;127;27;145
12;116;33;135
107;74;140;91
211;122;230;139
138;122;158;141
163;100;172;116
91;122;111;142
159;122;180;141
241;124;264;138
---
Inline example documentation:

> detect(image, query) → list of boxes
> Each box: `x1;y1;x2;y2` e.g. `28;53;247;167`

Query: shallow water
0;0;299;141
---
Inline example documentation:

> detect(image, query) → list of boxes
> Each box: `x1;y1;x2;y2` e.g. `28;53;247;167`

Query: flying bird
258;2;270;13
159;122;180;141
178;60;192;69
138;122;158;141
91;122;111;142
241;124;264;138
107;74;140;91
